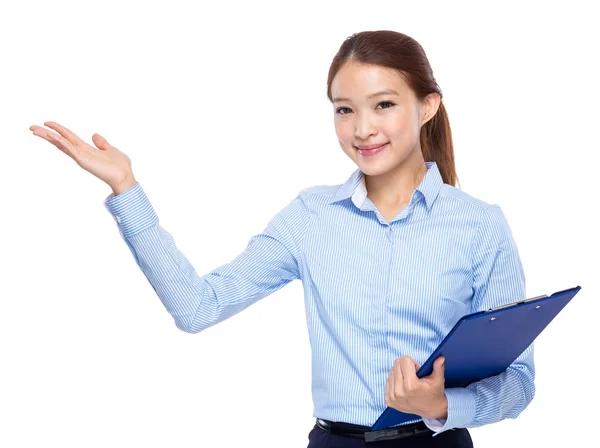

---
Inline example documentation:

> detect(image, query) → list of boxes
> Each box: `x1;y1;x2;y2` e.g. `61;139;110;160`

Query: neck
364;152;428;207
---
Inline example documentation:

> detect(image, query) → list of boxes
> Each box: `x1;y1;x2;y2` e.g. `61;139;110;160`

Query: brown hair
326;30;458;187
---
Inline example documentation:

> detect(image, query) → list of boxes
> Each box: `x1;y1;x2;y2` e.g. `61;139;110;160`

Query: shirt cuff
422;417;445;432
103;182;159;238
423;388;477;435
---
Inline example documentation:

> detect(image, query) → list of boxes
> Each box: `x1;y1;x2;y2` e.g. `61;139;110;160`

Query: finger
389;366;397;399
31;127;70;155
46;131;81;160
385;376;391;405
31;125;57;138
401;356;418;391
32;124;95;165
92;133;114;151
44;121;85;146
432;356;445;382
392;360;404;397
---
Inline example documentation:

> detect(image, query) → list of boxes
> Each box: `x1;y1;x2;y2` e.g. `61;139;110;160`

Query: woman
30;30;534;447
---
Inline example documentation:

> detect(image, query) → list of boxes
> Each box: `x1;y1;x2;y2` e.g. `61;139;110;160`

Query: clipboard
370;285;582;431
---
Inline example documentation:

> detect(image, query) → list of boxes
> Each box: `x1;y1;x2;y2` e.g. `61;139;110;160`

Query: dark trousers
306;422;474;448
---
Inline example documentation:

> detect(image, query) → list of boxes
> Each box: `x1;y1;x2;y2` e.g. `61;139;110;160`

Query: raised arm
104;183;310;333
30;120;311;334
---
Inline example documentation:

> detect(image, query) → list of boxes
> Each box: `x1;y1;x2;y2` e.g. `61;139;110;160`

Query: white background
1;0;598;446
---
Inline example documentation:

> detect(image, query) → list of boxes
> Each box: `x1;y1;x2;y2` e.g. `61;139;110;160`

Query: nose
354;113;377;140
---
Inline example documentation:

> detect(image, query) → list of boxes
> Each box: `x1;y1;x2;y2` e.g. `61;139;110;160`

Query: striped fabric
104;161;535;435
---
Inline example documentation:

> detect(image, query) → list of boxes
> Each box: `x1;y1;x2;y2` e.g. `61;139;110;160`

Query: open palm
30;121;135;192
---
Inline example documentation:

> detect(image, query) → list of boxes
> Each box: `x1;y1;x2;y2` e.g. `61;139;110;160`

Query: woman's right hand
30;121;137;195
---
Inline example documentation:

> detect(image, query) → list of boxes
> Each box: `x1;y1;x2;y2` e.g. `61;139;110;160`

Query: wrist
111;174;137;196
425;394;448;420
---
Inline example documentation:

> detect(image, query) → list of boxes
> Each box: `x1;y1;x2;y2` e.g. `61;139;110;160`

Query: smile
355;143;388;156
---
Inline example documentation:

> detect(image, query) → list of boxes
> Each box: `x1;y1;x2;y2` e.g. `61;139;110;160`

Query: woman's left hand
385;355;448;420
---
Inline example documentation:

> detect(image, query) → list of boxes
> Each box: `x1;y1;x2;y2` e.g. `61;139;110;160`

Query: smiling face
331;61;434;177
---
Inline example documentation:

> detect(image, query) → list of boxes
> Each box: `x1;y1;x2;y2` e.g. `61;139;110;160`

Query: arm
423;204;535;434
103;182;309;333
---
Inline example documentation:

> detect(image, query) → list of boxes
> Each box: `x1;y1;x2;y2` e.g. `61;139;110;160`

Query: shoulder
263;183;343;253
272;181;344;218
266;183;339;232
269;181;348;232
297;183;342;205
439;183;495;212
438;184;512;240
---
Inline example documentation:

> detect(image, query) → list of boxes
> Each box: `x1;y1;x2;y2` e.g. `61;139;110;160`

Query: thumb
92;133;113;151
432;356;445;381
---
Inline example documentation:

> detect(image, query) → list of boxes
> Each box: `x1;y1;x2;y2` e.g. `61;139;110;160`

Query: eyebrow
332;89;400;103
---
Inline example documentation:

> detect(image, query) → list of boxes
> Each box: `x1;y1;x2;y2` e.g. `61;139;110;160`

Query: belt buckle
365;427;405;443
364;424;429;443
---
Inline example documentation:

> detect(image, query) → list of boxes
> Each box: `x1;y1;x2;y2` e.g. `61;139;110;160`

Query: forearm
105;183;216;332
424;344;535;434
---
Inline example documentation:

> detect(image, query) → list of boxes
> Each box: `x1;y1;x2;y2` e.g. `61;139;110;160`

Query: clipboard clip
486;294;548;312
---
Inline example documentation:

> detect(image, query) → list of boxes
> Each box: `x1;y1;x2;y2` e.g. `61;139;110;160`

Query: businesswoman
30;30;535;447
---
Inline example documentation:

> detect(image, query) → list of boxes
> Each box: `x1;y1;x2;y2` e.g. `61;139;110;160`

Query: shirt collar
328;161;444;212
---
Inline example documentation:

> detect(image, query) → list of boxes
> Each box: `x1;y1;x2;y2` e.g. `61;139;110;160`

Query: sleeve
103;182;310;333
423;204;535;434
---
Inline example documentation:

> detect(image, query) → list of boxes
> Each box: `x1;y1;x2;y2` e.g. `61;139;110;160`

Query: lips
355;143;388;150
355;142;388;156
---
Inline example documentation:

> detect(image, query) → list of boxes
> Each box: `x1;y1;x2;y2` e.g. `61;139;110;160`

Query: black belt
316;418;433;443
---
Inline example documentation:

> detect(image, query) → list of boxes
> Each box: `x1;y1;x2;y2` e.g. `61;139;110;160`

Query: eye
335;101;396;115
377;101;395;109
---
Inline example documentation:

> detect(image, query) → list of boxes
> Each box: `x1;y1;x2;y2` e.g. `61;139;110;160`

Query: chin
354;161;395;177
354;152;417;177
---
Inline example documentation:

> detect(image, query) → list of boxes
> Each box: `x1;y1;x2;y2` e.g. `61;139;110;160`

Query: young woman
30;30;534;447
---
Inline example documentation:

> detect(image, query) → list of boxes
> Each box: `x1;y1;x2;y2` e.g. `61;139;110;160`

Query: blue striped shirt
103;161;535;434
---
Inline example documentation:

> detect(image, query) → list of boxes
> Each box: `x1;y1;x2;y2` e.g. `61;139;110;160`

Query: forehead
331;62;411;99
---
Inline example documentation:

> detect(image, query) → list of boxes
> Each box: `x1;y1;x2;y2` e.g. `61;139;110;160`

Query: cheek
383;111;416;140
334;121;353;143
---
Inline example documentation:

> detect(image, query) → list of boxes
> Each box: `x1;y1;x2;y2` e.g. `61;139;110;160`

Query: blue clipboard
371;285;582;431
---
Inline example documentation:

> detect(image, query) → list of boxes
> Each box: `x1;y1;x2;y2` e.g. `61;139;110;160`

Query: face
331;61;437;177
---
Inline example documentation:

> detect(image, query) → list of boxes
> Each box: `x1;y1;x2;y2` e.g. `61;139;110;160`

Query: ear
421;92;441;126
